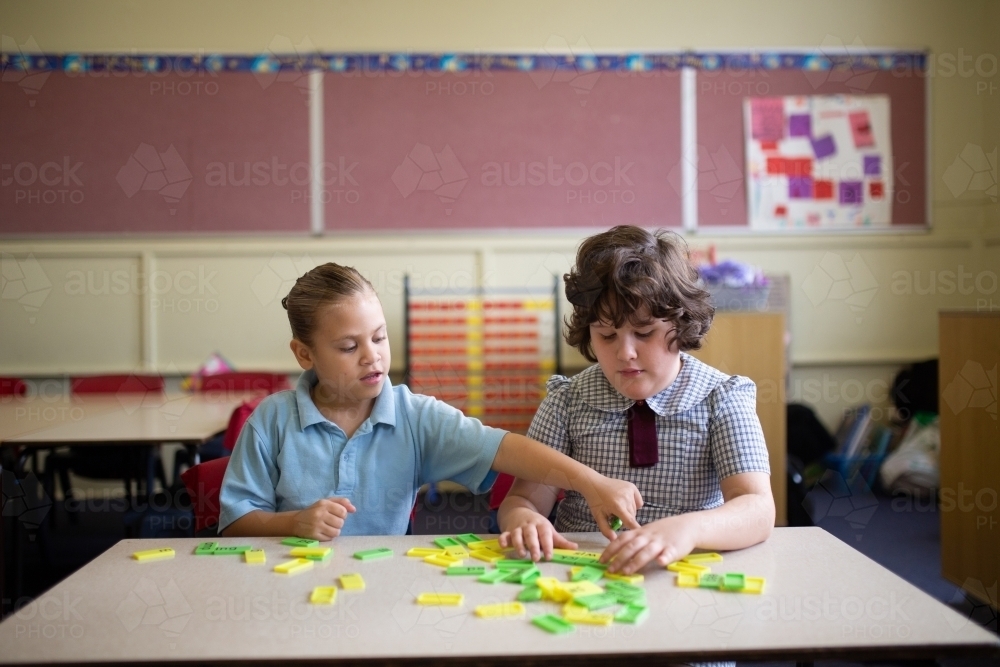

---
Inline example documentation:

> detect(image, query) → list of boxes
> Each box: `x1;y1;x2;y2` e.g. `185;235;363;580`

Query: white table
5;393;246;447
1;393;250;612
0;529;996;664
0;396;125;444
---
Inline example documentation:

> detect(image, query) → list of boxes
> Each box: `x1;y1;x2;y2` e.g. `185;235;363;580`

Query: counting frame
403;277;561;435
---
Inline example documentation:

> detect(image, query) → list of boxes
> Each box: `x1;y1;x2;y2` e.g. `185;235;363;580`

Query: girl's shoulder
544;365;621;412
677;353;757;408
241;388;299;430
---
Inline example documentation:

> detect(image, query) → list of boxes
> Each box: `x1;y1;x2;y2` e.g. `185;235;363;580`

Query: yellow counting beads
274;558;314;575
132;548;175;562
667;561;711;574
310;586;337;605
603;572;644;585
244;549;266;564
562;603;614;626
340;574;365;591
406;547;445;557
682;552;723;563
475;602;525;618
416;593;463;606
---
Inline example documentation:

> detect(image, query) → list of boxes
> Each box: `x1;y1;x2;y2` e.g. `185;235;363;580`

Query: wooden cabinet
939;311;999;610
690;312;787;526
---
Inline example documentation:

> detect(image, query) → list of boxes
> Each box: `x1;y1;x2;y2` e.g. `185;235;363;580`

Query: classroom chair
0;377;27;396
171;380;279;479
486;473;562;533
43;374;169;521
196;372;291;396
1;376;32;485
180;455;230;536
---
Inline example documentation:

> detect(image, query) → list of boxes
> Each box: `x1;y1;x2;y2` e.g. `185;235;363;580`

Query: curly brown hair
564;226;714;362
282;263;375;346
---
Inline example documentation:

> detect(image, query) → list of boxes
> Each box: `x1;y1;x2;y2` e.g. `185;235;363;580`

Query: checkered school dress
527;352;771;533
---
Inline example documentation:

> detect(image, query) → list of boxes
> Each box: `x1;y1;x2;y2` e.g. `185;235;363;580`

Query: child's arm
222;497;357;540
490;432;643;542
600;471;774;574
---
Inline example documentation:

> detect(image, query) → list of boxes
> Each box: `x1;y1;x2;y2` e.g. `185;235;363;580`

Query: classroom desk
0;395;125;443
0;393;249;615
5;392;247;449
0;528;996;665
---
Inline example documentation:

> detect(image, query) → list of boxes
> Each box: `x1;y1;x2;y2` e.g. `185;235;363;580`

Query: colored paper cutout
811;134;837;160
766;157;812;176
864;155;881;176
849;111;875;147
814;180;834;199
870;181;885;199
788;114;811;137
840;181;863;205
751;98;784;141
789;176;814;199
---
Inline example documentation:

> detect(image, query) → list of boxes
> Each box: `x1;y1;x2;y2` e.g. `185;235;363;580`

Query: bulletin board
694;53;928;229
0;51;926;235
323;67;683;231
0;67;311;234
744;94;893;229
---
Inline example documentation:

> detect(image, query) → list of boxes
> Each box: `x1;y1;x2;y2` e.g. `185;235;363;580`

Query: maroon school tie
627;400;659;467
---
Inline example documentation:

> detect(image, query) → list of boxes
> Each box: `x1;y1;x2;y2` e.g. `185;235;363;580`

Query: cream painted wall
2;0;998;433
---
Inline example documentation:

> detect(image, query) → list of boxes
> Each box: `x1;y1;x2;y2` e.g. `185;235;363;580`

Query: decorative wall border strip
0;51;927;75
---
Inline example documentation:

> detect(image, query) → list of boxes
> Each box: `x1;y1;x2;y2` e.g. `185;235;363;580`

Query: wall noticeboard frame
0;50;928;236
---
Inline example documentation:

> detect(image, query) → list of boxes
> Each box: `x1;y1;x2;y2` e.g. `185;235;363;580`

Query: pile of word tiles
131;534;766;635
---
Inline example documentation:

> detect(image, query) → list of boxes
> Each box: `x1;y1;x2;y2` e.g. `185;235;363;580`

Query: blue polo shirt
218;370;505;535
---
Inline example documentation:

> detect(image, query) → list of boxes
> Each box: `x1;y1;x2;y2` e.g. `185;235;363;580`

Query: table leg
0;457;5;618
9;451;32;606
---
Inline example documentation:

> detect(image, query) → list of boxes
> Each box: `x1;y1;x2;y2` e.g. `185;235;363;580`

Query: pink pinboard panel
696;67;926;227
1;71;310;234
323;69;682;231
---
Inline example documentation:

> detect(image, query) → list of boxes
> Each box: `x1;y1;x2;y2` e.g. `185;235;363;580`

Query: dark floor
3;478;998;665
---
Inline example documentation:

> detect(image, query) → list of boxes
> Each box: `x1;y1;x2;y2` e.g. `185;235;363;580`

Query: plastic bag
878;414;939;496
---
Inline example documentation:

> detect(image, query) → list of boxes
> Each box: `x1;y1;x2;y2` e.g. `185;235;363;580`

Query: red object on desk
181;455;230;534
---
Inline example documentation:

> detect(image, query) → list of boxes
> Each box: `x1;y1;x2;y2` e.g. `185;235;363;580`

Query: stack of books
833;405;894;460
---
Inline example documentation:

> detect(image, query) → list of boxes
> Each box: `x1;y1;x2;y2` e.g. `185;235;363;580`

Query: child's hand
580;476;643;541
499;508;578;561
600;513;697;575
293;497;356;541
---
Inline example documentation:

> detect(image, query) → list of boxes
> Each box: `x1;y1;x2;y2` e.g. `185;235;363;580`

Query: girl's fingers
524;525;542;562
604;534;647;571
599;530;636;564
619;541;664;575
539;526;554;560
592;511;616;542
613;538;659;574
325;502;350;519
510;528;527;557
622;512;642;530
551;531;579;551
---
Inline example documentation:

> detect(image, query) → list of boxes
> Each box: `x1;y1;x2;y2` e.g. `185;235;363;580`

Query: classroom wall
2;0;998;431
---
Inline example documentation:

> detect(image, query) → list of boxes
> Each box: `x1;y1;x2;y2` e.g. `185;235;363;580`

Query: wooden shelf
690;311;787;526
939;311;999;610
